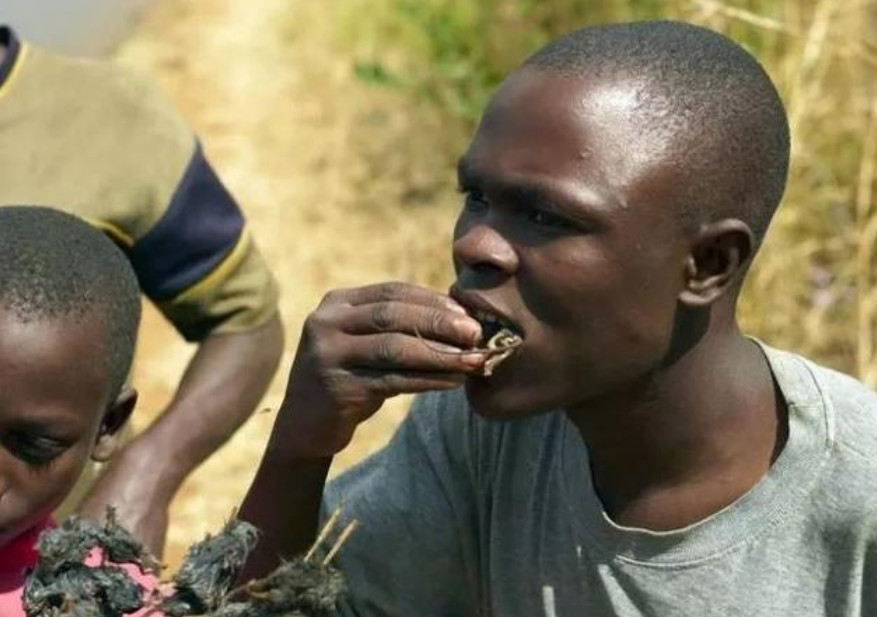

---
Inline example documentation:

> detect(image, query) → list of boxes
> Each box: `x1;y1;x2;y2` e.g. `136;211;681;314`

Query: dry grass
115;0;877;567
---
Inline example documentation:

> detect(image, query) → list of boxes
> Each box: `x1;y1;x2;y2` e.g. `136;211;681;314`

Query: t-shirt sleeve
5;52;281;341
322;390;482;617
128;142;280;341
65;63;280;342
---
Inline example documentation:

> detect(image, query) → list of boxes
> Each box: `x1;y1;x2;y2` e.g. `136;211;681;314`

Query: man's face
451;69;695;419
0;308;112;546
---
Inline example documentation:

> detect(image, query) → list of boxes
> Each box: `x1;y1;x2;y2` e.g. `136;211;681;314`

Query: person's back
0;26;277;339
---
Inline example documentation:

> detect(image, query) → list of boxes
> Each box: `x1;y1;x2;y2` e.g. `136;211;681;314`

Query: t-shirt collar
559;342;833;565
0;26;22;91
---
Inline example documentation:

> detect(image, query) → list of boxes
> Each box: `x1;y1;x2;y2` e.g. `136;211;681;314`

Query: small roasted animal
161;519;260;616
24;509;351;617
23;510;158;617
414;324;523;377
480;328;523;377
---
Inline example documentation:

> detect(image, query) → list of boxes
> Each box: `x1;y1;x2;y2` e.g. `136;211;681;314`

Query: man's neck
566;327;787;531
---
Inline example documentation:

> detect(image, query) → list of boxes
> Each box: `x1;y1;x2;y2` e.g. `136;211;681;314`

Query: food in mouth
479;327;523;377
416;309;523;377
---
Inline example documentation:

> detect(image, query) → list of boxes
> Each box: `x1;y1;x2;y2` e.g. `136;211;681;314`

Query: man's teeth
473;309;512;329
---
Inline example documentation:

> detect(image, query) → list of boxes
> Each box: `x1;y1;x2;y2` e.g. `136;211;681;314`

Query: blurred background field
16;0;877;566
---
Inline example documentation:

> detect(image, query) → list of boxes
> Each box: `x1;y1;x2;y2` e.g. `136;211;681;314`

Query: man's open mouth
470;308;522;343
468;309;524;376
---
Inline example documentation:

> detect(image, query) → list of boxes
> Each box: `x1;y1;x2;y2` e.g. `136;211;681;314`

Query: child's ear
679;219;754;307
91;387;138;463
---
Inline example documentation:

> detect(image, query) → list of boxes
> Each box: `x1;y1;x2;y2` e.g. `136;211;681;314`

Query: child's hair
0;206;141;399
524;20;790;247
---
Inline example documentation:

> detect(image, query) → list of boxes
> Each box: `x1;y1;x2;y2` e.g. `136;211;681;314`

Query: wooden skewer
322;520;359;566
304;506;342;563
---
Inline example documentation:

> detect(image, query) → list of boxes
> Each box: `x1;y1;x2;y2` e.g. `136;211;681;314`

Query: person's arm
79;313;283;553
237;448;331;581
238;282;483;581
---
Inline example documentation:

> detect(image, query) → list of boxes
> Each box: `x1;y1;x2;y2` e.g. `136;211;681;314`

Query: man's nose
452;219;519;279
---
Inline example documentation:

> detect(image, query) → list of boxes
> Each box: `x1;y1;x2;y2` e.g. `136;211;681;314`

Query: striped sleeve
130;143;279;341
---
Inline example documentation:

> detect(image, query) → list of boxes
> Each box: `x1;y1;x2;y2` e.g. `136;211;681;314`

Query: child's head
453;21;790;417
0;206;141;546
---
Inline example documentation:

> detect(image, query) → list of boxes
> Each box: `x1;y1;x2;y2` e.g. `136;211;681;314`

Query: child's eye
3;432;67;468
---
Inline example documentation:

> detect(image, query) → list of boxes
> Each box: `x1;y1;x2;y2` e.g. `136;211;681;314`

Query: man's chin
463;375;554;421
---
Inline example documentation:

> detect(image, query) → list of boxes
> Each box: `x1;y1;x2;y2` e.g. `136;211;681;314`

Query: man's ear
91;387;138;463
679;219;754;307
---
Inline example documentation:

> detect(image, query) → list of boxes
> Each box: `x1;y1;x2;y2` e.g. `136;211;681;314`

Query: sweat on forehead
0;206;141;397
514;20;790;244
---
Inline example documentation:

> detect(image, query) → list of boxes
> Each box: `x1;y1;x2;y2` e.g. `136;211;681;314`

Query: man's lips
448;285;525;340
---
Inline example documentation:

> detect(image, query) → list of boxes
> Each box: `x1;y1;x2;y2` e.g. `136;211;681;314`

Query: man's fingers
348;368;468;397
344;333;486;372
324;282;467;314
340;301;481;346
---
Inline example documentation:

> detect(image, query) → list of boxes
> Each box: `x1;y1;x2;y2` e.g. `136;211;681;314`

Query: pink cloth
0;518;160;616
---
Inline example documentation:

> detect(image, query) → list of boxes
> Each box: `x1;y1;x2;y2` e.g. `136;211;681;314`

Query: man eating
240;21;877;616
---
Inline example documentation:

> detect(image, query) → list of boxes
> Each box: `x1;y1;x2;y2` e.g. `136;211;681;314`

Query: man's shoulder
767;347;877;526
804;361;877;536
762;345;877;454
796;354;877;464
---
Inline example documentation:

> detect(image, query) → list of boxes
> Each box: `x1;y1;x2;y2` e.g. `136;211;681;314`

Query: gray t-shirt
324;345;877;616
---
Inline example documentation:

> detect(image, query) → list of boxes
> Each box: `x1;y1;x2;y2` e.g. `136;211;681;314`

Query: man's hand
272;282;484;459
238;283;483;579
76;441;172;554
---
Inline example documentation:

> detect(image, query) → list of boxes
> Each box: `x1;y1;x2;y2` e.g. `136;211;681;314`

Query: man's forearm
127;313;284;491
237;444;332;581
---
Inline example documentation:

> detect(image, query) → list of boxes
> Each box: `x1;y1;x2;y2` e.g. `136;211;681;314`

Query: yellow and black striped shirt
0;26;279;341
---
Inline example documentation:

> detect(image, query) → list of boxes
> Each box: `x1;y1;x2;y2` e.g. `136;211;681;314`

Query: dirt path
115;0;459;567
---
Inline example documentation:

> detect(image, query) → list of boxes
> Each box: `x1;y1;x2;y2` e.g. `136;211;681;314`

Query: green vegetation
334;0;877;381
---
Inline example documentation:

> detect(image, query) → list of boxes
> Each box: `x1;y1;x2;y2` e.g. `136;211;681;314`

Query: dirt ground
115;0;462;567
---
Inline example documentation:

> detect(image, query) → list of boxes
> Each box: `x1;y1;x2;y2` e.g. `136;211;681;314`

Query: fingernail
455;319;482;345
446;300;468;315
461;352;486;367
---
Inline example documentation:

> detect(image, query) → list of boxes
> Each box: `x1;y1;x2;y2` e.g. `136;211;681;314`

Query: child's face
0;307;131;547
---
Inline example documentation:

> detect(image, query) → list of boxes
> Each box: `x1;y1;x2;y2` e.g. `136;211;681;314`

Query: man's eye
528;208;572;230
461;189;489;214
3;433;67;467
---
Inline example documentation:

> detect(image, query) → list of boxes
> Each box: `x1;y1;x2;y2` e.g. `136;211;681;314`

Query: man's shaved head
523;20;790;246
0;206;140;399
